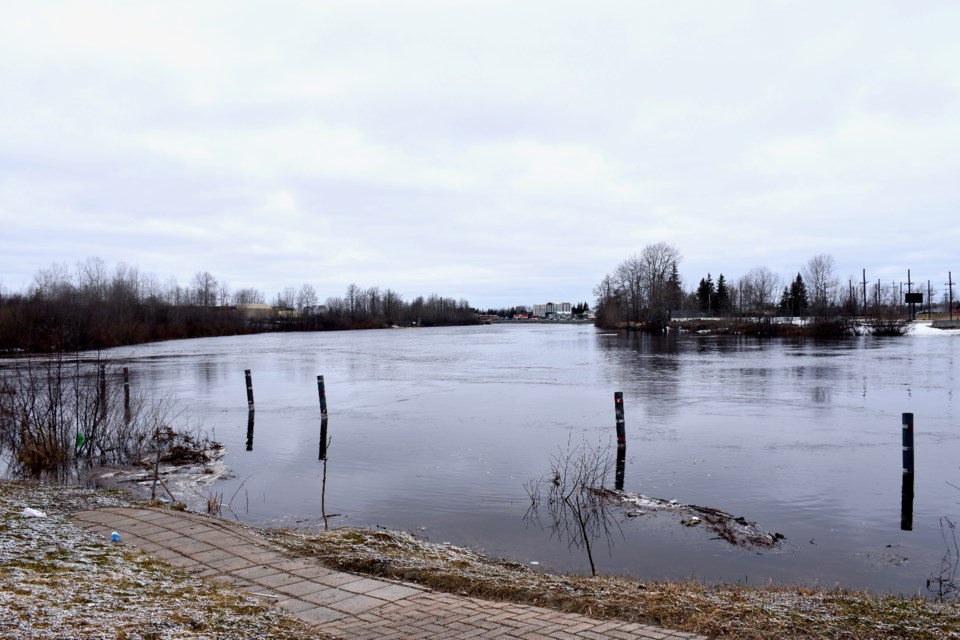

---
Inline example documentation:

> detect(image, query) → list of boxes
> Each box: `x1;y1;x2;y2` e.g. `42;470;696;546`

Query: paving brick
275;597;317;614
365;583;424;601
312;571;367;587
232;565;283;581
205;555;257;572
328;593;387;615
191;547;237;564
254;571;308;590
290;565;337;580
296;605;345;625
70;507;710;640
339;576;394;595
275;579;328;598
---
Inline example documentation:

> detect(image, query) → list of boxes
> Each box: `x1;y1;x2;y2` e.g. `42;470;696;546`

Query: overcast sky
1;1;958;309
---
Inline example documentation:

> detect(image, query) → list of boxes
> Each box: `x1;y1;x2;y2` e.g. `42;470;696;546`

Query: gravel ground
0;480;331;640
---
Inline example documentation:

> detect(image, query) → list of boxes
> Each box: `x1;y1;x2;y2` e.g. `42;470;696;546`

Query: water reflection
901;472;914;531
524;440;622;576
318;416;329;460
319;418;331;530
245;410;255;451
615;446;625;491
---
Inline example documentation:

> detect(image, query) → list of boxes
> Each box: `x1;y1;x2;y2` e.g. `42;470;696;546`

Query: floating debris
595;488;786;549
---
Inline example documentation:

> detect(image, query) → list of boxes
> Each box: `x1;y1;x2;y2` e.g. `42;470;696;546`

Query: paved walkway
71;507;708;640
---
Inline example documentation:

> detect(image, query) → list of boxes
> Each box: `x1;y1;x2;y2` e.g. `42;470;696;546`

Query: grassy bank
1;479;956;639
267;526;960;640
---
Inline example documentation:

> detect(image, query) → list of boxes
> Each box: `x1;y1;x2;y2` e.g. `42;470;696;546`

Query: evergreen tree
715;274;731;314
792;273;809;315
781;273;810;316
779;286;791;314
697;274;715;313
667;262;683;312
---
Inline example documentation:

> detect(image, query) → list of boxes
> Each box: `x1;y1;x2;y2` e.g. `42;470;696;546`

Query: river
99;322;958;596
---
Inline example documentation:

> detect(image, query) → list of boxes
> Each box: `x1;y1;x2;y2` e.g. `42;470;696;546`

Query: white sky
1;1;958;309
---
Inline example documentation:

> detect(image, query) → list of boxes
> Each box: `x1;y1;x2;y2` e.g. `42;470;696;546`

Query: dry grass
267;526;960;640
0;480;332;640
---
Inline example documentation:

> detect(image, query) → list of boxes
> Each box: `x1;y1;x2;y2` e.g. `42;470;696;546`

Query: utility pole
949;272;955;321
862;268;867;316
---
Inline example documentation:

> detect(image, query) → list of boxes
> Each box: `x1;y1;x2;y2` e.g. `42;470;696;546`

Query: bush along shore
1;480;957;640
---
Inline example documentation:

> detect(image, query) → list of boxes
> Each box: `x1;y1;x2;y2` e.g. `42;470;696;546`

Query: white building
532;302;572;317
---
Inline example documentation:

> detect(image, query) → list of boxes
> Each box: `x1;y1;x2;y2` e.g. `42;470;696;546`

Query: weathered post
901;471;914;531
614;392;626;447
615;445;625;491
123;367;131;424
902;412;915;474
244;369;255;408
901;412;915;531
317;375;328;416
246;409;255;451
98;364;106;408
319;416;329;460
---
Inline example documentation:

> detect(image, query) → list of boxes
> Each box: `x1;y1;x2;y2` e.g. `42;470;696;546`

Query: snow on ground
908;321;960;336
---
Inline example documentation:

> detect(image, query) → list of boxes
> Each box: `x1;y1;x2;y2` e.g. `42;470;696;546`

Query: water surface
102;324;958;595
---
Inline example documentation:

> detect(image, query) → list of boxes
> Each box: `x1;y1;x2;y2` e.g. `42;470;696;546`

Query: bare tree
233;287;265;305
803;255;838;316
296;283;319;313
596;242;682;330
745;266;780;313
525;439;619;576
273;287;297;309
75;257;108;303
640;242;682;328
217;280;231;307
30;262;74;300
191;271;218;307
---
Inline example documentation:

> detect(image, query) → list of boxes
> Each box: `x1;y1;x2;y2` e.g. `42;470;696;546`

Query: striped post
614;392;626;447
244;370;255;408
246;409;255;451
615;445;626;491
317;375;328;416
319;416;329;461
123;367;131;424
902;413;914;474
900;412;914;531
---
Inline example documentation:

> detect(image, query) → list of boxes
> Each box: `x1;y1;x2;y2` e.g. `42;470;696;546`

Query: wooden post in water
901;412;915;531
98;364;106;407
123;367;131;424
614;392;626;447
901;471;914;531
902;412;915;474
246;409;255;451
244;370;255;408
317;375;328;416
615;445;625;491
318;375;329;459
319;416;329;460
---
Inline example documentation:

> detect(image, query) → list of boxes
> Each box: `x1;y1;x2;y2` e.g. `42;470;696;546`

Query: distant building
236;303;275;320
532;302;572;318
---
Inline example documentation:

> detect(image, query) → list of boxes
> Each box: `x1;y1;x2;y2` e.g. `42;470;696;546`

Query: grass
0;480;332;640
266;525;960;640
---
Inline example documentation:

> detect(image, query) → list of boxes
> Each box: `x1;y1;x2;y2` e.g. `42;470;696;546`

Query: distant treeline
0;259;477;353
594;243;956;335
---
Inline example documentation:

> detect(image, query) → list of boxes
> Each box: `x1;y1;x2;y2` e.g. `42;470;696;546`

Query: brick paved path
71;507;708;640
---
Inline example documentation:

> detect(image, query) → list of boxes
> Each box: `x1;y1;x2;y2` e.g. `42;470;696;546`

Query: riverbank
2;480;956;640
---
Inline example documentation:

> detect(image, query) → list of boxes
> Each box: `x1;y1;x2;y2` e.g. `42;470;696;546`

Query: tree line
0;258;477;353
594;244;955;332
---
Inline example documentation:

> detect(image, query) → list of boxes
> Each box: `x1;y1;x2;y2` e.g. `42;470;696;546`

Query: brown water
99;324;958;596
